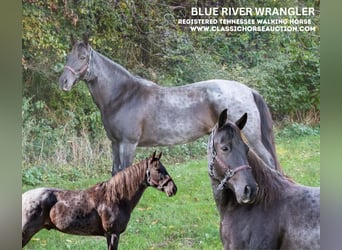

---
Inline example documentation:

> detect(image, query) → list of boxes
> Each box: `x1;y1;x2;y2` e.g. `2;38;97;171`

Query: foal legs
106;233;120;250
22;226;40;247
22;214;45;247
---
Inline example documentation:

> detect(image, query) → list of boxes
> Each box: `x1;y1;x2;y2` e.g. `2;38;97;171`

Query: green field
22;133;319;250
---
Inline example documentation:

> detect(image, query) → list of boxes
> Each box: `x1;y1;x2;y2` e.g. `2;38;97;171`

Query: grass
276;134;320;186
22;133;320;250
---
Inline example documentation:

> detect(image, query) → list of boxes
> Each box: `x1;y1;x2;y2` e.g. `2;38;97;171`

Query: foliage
250;34;320;120
276;123;320;138
22;94;110;168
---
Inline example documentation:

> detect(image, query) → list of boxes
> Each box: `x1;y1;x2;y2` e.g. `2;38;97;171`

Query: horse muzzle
161;177;177;197
236;183;259;204
59;66;81;91
59;74;76;91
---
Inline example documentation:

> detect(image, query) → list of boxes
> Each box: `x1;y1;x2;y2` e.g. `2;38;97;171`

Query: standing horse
22;152;177;249
59;34;280;175
208;110;320;250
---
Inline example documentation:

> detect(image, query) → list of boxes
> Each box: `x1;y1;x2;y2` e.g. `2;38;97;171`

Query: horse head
146;151;177;197
209;109;259;204
59;33;92;91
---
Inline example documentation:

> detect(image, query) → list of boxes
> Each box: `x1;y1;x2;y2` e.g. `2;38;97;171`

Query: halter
208;126;251;191
146;167;173;190
64;48;92;81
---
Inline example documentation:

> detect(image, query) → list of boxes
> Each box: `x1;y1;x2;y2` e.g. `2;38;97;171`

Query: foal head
146;151;177;197
209;109;259;204
59;33;92;91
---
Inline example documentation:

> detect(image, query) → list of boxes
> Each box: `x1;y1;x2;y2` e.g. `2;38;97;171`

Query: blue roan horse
59;34;280;175
208;110;320;250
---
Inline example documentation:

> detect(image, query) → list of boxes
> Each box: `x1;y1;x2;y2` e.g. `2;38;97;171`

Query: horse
58;34;280;176
22;152;177;249
207;109;320;250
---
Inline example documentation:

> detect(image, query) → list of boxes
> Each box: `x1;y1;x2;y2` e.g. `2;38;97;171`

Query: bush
276;123;320;138
22;95;111;168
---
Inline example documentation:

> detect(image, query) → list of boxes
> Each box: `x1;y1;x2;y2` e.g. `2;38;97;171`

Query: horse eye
221;145;230;152
80;55;86;60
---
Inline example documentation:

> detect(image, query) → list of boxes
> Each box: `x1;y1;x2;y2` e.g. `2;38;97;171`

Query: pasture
22;129;319;250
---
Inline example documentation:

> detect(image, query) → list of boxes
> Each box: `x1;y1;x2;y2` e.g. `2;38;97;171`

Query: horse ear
235;113;248;130
218;109;228;128
151;151;156;160
83;32;90;46
157;152;162;160
70;34;77;46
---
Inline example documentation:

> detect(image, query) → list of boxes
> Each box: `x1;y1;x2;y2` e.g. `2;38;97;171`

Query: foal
208;110;320;250
22;152;177;249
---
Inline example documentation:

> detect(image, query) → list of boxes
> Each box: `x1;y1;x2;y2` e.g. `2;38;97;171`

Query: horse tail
252;90;282;172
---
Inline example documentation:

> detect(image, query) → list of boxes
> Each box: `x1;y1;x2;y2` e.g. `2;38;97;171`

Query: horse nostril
244;185;251;197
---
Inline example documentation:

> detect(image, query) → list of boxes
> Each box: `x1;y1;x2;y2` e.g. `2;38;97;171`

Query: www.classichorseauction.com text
178;7;317;32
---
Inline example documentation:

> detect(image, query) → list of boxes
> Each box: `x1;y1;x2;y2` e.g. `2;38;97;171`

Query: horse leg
111;141;137;176
118;141;137;170
22;215;45;247
22;227;38;247
106;233;119;250
111;141;120;176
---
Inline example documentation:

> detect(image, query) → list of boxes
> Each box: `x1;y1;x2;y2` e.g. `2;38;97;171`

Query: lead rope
83;48;92;81
208;126;217;178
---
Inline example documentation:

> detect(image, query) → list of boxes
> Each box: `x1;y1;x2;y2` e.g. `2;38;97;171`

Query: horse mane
135;75;159;87
93;48;157;87
97;158;148;203
247;149;295;207
93;50;132;76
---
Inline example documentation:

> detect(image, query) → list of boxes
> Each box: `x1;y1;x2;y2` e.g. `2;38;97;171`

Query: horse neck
211;180;239;215
85;50;138;110
100;160;149;210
